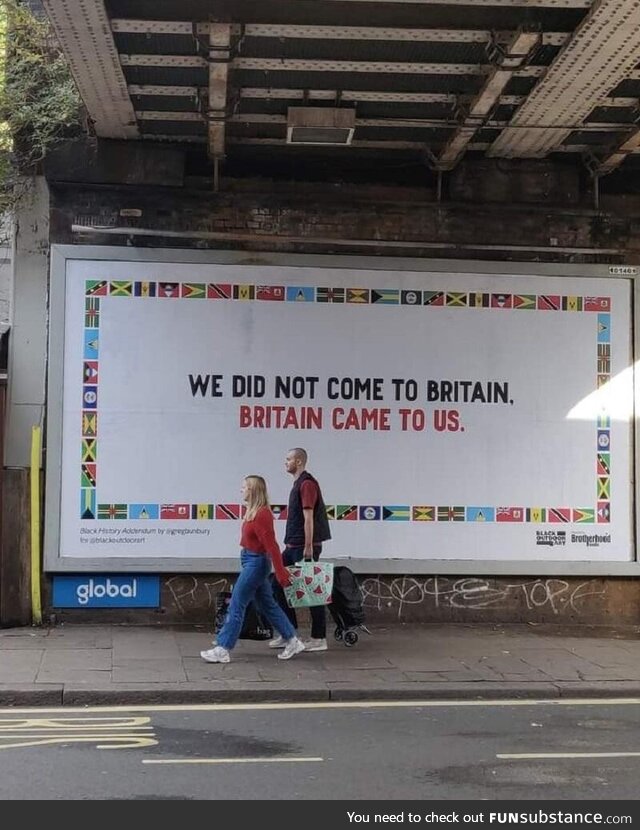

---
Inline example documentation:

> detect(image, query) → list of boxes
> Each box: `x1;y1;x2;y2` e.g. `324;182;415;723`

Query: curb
2;682;640;707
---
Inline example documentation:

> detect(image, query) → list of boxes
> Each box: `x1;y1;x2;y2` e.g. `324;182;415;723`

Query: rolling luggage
328;566;370;647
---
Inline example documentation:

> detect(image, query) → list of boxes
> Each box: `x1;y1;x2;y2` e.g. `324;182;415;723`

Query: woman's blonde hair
244;475;270;521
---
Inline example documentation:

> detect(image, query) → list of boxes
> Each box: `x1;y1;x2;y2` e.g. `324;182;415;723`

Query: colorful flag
597;314;610;343
80;488;96;520
97;504;128;519
597;414;611;430
207;283;232;299
597;374;609;388
512;294;535;310
597;356;610;374
286;286;314;302
181;283;206;299
325;505;336;520
81;463;96;488
134;281;156;297
437;506;465;522
192;504;214;519
469;293;491;308
158;282;179;298
85;297;100;327
383;505;411;521
317;287;345;303
84;330;99;360
83;361;99;384
234;284;255;301
336;505;358;521
466;507;495;522
585;297;611;312
412;506;434;521
401;290;422;306
161;504;190;520
130;504;159;519
446;292;467;307
81;439;97;463
491;293;512;309
597;453;610;476
256;285;285;301
215;504;241;520
271;504;288;520
597;502;610;523
597;430;610;451
537;295;560;311
347;288;370;304
562;296;582;312
496;507;524;522
597;477;610;499
83;386;98;409
548;508;571;523
423;291;445;306
82;412;97;437
526;507;546;523
85;280;108;297
359;506;381;521
573;508;595;523
371;289;399;305
110;281;132;296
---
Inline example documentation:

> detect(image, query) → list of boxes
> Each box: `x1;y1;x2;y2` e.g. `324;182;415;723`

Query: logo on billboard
52;576;160;608
571;533;611;548
535;531;566;547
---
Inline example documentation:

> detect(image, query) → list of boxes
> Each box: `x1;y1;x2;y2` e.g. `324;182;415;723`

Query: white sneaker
277;637;305;661
200;645;230;663
268;635;287;649
302;637;327;652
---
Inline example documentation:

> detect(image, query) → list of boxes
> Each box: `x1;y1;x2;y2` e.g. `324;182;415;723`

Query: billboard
47;254;633;569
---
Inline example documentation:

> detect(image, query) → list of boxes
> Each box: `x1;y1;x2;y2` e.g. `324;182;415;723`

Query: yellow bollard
30;425;42;625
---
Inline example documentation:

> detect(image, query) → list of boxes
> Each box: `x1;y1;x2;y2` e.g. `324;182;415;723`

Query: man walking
271;447;331;652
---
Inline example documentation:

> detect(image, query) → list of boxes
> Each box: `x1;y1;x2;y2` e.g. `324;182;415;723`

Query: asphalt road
2;699;640;800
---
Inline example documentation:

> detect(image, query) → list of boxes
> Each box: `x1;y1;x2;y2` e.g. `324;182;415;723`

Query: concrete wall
43;573;640;627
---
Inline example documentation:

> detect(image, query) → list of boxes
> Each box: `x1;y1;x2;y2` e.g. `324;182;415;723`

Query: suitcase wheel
343;630;358;647
334;626;344;642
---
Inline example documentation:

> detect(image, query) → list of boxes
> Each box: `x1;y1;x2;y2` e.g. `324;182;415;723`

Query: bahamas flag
383;505;410;521
80;489;96;520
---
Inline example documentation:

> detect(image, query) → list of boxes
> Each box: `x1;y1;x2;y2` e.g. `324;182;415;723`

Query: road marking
0;716;157;750
143;756;324;765
498;751;640;760
4;698;640;715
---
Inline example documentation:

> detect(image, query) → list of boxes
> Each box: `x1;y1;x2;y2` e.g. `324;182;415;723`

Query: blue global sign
52;575;160;608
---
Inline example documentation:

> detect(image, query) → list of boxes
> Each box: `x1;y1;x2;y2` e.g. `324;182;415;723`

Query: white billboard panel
54;258;632;565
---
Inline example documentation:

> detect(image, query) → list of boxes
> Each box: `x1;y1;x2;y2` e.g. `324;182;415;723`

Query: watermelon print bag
283;562;334;608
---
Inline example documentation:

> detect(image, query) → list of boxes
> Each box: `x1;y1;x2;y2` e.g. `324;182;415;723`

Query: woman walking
200;475;305;663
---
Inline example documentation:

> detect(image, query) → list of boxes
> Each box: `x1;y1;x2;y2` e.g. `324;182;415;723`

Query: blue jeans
217;549;297;651
273;544;326;640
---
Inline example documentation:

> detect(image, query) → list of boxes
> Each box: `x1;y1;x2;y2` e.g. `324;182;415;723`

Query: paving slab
0;622;638;706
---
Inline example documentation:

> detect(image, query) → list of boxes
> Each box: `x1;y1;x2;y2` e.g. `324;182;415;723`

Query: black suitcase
328;566;370;647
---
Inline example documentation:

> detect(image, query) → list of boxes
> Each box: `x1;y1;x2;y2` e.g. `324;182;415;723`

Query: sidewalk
1;622;640;706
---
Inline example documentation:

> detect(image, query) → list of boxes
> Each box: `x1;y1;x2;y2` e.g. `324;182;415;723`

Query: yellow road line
143;757;324;765
3;698;640;715
498;751;640;760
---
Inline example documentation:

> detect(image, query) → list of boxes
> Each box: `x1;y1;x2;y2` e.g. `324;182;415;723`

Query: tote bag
283;561;334;609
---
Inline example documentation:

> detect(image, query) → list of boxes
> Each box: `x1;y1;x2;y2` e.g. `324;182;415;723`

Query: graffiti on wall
164;574;606;620
360;576;605;618
165;575;231;616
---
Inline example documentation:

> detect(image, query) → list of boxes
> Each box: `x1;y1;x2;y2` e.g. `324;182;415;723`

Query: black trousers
273;544;326;640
